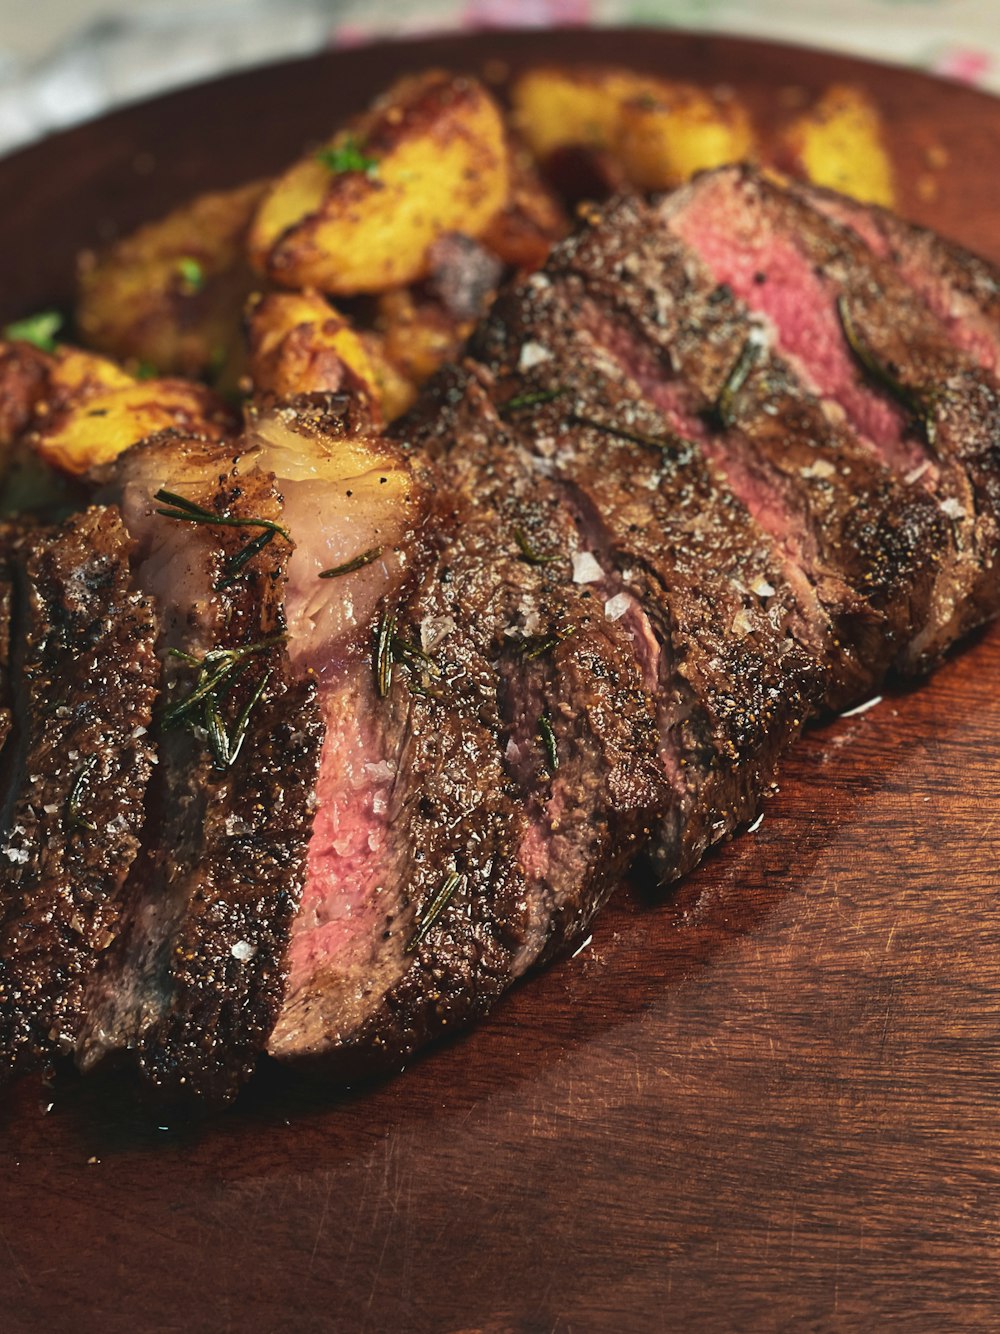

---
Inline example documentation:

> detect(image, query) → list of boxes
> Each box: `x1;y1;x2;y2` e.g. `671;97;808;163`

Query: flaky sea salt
572;550;604;584
604;593;630;621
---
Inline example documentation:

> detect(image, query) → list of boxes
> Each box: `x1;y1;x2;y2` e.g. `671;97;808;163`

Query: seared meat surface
4;167;1000;1102
0;507;159;1076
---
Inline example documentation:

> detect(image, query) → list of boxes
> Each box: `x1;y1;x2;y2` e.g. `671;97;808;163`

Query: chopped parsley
3;310;62;353
316;135;379;178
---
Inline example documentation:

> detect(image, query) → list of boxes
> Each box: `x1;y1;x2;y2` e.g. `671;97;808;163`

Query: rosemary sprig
715;333;764;429
538;713;559;774
154;489;290;542
153;488;291;590
406;872;463;953
500;388;565;416
176;256;204;293
216;529;279;589
392;635;440;677
204;669;271;769
836;294;933;439
65;755;98;833
162;635;283;730
517;623;577;662
319;546;383;579
513;525;557;566
374;610;397;697
568;412;684;455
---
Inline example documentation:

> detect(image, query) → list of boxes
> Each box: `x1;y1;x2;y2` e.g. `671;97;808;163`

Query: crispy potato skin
510;65;755;190
247;290;383;408
1;342;236;475
248;70;510;295
776;83;895;207
75;180;266;380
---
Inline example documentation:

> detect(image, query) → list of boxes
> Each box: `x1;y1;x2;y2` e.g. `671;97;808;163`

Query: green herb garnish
568;412;685;455
65;755;98;833
3;309;62;353
500;388;565;416
162;636;282;729
316;135;379;178
319;546;383;579
517;624;577;662
406;872;463;953
176;256;204;293
538;713;559;774
715;334;764;429
374;610;397;697
154;488;291;589
513;525;557;566
836;294;933;440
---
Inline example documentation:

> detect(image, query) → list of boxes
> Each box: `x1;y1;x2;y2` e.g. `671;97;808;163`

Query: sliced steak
536;193;952;688
662;166;1000;650
472;267;824;883
266;378;669;1074
0;506;159;1074
77;436;324;1103
796;183;1000;373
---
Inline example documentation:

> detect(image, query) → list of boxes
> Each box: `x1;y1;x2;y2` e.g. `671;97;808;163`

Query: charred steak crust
0;506;160;1073
269;368;670;1074
470;268;824;881
541;193;950;693
660;166;1000;650
77;447;324;1102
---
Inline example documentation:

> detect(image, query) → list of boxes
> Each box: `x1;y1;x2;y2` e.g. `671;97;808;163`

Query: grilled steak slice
795;184;1000;373
471;269;823;883
535;193;951;691
266;379;669;1073
662;166;1000;650
77;437;323;1103
0;506;159;1074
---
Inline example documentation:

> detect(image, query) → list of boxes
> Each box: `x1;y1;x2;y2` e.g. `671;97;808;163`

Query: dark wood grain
3;28;1000;1334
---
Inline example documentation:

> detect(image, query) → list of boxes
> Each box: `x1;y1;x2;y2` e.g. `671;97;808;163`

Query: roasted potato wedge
76;180;266;381
8;343;235;475
776;83;895;206
248;70;510;295
247;290;381;405
511;65;755;190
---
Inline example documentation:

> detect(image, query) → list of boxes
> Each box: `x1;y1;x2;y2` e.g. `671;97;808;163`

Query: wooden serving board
3;28;1000;1334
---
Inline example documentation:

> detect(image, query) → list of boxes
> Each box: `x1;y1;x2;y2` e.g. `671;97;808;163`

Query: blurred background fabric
0;0;997;158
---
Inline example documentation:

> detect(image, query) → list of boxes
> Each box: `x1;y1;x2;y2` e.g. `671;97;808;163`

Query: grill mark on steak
76;437;323;1102
270;369;668;1072
539;195;951;687
0;507;159;1073
662;167;1000;654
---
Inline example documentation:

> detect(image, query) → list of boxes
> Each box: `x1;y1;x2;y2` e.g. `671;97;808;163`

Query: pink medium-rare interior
284;670;395;989
665;182;932;480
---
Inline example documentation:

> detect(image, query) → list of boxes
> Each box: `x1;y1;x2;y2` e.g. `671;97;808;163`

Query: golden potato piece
76;180;267;380
374;287;472;386
248;70;510;295
247;289;381;405
776;83;895;207
24;345;235;475
510;65;755;190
